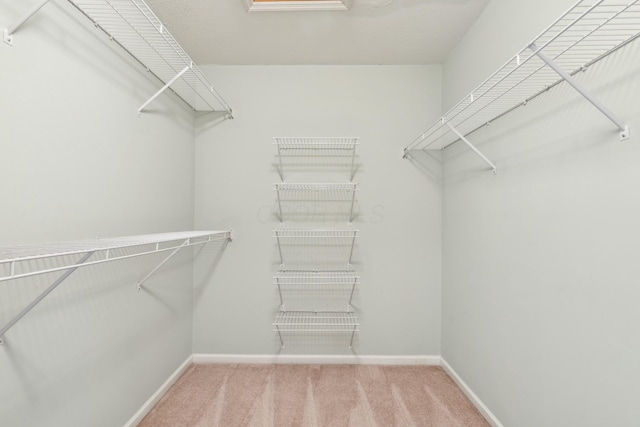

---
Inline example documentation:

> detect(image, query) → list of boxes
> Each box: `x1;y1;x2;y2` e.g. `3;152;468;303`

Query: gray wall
193;65;443;356
441;0;640;426
0;2;197;426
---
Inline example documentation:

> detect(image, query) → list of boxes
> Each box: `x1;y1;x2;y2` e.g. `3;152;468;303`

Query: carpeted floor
139;364;490;427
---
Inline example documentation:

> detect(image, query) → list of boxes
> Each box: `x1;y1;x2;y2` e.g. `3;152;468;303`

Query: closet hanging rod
403;0;639;156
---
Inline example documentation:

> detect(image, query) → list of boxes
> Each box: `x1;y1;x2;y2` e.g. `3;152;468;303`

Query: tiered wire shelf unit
272;137;360;349
0;230;232;345
3;0;232;116
403;0;640;173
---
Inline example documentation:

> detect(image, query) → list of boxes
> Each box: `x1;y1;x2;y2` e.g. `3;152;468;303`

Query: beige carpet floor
139;364;490;427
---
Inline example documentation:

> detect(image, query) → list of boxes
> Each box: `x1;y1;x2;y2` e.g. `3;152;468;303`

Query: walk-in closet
1;0;639;426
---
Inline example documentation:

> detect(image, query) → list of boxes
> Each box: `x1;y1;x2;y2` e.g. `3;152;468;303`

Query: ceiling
145;0;491;65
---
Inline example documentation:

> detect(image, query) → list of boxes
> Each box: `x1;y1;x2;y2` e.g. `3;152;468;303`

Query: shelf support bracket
0;251;94;346
349;326;357;349
275;325;284;348
3;0;51;46
445;121;497;174
275;188;283;224
348;233;357;267
529;43;630;141
138;65;190;115
275;230;284;267
276;144;285;182
276;277;284;310
347;277;357;309
349;144;357;182
137;239;190;291
348;187;357;224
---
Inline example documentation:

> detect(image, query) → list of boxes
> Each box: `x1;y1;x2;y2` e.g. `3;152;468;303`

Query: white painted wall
441;1;640;426
193;65;443;356
0;2;197;426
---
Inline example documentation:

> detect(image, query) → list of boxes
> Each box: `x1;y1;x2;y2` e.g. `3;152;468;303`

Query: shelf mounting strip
403;0;640;171
3;0;232;116
0;230;232;345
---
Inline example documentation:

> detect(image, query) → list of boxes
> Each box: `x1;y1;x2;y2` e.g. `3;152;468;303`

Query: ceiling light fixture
247;0;350;12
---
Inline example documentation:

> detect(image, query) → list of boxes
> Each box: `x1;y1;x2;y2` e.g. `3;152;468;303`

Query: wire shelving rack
272;137;361;349
403;0;640;172
0;230;232;345
3;0;232;116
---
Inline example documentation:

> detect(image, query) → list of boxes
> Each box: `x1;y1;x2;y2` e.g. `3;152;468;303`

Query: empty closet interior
1;0;639;426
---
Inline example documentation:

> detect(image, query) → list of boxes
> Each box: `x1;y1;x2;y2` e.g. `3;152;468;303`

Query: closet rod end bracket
3;29;14;46
620;125;630;141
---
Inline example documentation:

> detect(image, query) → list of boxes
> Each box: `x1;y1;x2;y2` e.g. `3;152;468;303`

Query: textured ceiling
145;0;491;65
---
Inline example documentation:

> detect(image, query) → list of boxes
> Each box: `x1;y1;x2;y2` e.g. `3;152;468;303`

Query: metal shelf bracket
137;238;190;291
138;64;191;115
348;232;357;266
349;326;357;349
3;0;51;46
0;251;94;346
445;121;497;174
529;43;630;141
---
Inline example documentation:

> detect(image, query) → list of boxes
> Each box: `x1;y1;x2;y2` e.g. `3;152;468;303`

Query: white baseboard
124;355;193;427
440;358;504;427
192;353;441;366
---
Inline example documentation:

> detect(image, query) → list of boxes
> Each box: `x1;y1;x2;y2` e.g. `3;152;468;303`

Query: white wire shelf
274;137;360;181
0;230;232;345
272;228;359;239
273;227;359;268
274;270;360;311
274;183;359;192
273;183;359;223
69;0;232;114
273;311;359;332
0;231;231;281
273;311;359;348
274;137;360;151
4;0;232;115
404;0;640;163
274;270;360;286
